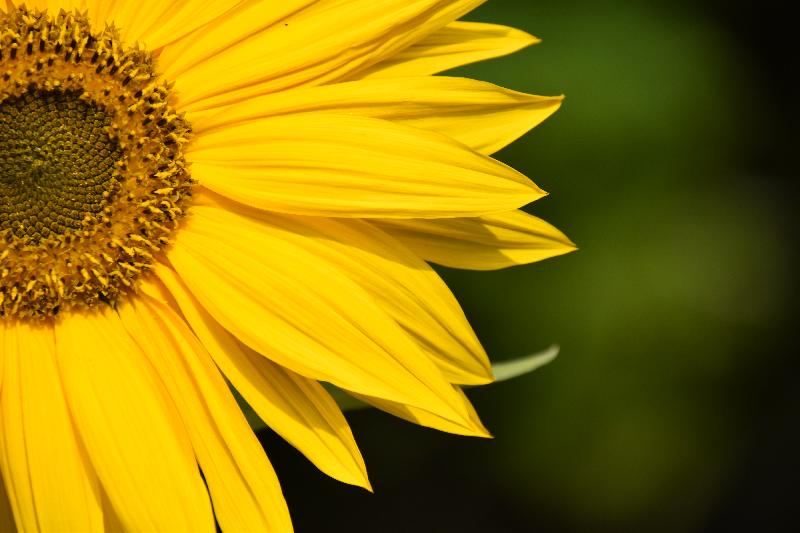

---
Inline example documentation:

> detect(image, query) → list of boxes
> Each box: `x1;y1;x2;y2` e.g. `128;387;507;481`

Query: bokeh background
259;1;798;531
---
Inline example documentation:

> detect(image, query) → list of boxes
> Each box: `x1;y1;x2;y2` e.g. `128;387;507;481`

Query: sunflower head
0;2;574;532
0;6;192;319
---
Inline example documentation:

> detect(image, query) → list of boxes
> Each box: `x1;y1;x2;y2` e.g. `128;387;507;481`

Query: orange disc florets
0;5;192;319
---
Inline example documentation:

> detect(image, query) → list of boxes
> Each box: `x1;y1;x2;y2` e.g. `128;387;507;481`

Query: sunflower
0;0;574;531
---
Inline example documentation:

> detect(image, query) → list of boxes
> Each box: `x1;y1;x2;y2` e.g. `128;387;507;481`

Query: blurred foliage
264;2;795;532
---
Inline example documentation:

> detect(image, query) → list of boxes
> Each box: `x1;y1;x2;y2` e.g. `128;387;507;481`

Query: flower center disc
0;6;193;319
0;90;122;241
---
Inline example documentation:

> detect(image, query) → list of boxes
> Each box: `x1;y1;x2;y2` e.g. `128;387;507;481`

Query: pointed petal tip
328;459;372;492
540;240;578;263
471;374;495;387
463;418;493;439
509;27;541;47
539;94;565;109
512;179;548;207
462;363;495;386
336;469;373;492
532;93;565;104
477;429;495;440
420;409;492;439
532;217;577;252
556;232;579;252
528;187;549;203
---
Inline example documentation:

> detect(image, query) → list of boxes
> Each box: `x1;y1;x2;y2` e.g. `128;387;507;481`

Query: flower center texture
0;6;193;319
0;90;122;240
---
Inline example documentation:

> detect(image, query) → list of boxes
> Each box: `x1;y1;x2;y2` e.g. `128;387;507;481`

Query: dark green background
260;1;797;531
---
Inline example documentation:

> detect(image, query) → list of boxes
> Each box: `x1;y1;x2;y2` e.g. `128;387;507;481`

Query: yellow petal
0;473;15;533
100;491;126;533
352;386;490;437
151;265;371;491
5;1;235;52
192;76;562;156
0;322;103;532
122;1;238;51
118;294;293;533
357;21;539;79
12;1;83;12
82;0;236;51
167;205;482;432
0;321;4;396
158;0;315;83
161;0;484;111
188;113;544;219
53;307;214;532
376;209;576;270
215;207;493;385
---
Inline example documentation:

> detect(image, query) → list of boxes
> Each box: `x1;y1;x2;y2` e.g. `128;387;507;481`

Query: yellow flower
0;1;575;531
